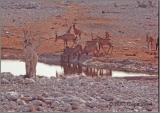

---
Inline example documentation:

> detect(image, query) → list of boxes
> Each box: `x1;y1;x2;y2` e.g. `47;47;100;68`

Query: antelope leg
101;46;107;56
111;46;113;54
64;41;66;48
107;47;111;54
72;41;75;47
66;41;68;47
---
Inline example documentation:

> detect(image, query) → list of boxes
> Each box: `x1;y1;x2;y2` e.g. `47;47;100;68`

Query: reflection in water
1;59;111;77
1;60;156;78
61;63;111;77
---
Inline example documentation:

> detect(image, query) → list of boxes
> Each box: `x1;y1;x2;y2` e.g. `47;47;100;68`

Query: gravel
0;72;158;112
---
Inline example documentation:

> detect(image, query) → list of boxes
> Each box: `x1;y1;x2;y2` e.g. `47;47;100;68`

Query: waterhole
1;59;156;78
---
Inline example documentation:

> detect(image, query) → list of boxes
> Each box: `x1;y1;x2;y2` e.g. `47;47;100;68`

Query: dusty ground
1;0;158;68
0;72;158;112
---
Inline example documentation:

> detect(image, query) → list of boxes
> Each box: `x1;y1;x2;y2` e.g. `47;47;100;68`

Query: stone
8;101;18;110
36;106;47;112
21;96;34;102
24;78;35;84
38;77;51;85
85;102;97;108
18;105;35;112
17;99;27;105
6;91;19;101
7;110;16;112
50;101;60;109
42;92;49;97
13;76;24;84
36;95;45;102
70;101;80;110
1;72;14;78
43;99;52;105
101;95;114;101
1;78;10;84
145;106;153;111
32;100;45;106
58;103;72;112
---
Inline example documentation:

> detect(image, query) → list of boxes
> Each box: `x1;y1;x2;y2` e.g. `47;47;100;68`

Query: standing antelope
82;41;100;56
66;26;72;34
73;23;82;39
91;35;113;55
55;31;77;48
98;38;113;55
72;44;83;60
61;44;82;63
23;29;38;78
146;33;154;51
105;31;111;40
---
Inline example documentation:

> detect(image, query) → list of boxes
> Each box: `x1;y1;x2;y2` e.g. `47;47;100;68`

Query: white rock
6;91;19;101
24;78;35;84
1;78;10;84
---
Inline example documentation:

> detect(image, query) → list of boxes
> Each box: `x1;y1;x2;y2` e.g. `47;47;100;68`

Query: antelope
55;31;77;48
146;33;154;51
82;41;100;56
91;35;113;55
91;32;94;40
82;34;104;56
73;23;82;39
105;31;111;40
98;38;113;55
66;26;72;34
61;44;83;63
72;44;83;60
22;29;38;79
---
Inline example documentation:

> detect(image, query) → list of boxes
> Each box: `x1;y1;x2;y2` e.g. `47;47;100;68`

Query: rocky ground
0;72;158;112
1;0;158;75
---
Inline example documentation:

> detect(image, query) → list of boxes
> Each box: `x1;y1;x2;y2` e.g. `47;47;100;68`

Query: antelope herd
58;24;158;64
58;24;115;63
21;23;158;78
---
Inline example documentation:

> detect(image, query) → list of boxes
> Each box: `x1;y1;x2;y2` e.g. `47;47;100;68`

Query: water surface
1;59;64;77
1;59;156;78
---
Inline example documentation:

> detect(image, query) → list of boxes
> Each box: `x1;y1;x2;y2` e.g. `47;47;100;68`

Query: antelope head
72;23;76;28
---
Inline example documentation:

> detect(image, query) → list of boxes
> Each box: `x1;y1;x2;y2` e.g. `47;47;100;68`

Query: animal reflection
61;44;82;63
60;63;112;77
